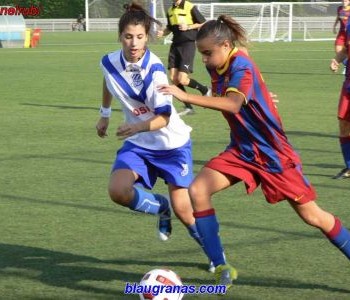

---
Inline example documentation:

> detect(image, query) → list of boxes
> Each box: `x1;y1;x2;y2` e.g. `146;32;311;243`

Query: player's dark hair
197;15;248;48
119;2;161;37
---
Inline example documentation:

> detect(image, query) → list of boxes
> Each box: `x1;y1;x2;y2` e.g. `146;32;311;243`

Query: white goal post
195;2;340;42
84;1;341;42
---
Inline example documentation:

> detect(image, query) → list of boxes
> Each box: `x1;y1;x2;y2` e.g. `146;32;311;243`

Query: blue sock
324;217;350;259
343;58;348;66
340;137;350;169
194;209;225;266
188;223;224;263
188;223;203;246
129;187;169;215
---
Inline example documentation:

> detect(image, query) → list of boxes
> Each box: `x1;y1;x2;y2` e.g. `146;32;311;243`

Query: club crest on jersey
131;73;143;87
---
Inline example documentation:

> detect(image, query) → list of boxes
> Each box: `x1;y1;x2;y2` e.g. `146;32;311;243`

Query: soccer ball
139;269;184;300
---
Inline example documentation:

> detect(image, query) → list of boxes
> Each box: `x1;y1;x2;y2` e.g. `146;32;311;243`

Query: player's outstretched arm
158;84;245;114
96;79;113;138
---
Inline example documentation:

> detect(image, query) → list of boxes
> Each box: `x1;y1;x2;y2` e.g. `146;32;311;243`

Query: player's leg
177;42;209;97
334;88;350;179
109;144;172;239
169;66;194;115
108;169;170;217
172;42;207;115
180;71;210;97
177;70;210;114
176;81;195;115
289;200;350;259
168;185;202;245
155;140;216;268
168;184;216;272
190;167;237;287
168;44;180;86
168;58;193;114
333;120;350;178
168;185;193;226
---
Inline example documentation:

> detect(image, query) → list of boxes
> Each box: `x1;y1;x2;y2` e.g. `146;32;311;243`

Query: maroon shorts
335;31;346;46
338;83;350;121
205;151;317;204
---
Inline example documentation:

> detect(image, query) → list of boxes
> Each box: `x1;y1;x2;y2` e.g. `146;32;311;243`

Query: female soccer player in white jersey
95;2;214;270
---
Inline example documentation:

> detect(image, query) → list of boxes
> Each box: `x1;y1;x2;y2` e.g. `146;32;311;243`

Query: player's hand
156;30;164;38
96;117;109;138
330;58;339;72
157;84;188;102
116;123;141;139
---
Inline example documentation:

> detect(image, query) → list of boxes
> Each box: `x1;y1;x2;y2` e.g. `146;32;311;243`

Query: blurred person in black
157;0;210;116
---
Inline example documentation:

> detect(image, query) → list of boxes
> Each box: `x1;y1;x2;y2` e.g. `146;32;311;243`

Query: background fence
24;1;341;42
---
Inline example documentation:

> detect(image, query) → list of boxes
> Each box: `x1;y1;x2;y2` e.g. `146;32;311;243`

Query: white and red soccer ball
139;269;184;300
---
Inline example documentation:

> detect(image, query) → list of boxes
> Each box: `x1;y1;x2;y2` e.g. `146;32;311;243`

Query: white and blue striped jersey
100;48;192;150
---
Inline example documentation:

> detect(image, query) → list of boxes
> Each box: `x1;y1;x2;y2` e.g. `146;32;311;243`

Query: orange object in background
30;28;41;48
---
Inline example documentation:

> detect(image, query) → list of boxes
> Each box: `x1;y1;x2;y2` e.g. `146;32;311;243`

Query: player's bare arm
158;84;245;113
116;114;170;139
96;79;113;138
333;17;339;34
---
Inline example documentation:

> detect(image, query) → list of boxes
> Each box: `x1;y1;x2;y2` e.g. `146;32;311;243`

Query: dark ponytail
119;2;161;37
197;15;248;49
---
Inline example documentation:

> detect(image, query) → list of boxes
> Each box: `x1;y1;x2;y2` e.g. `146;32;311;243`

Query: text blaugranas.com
124;282;227;295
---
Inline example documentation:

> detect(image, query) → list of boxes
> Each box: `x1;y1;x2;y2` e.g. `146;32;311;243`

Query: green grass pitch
0;32;349;299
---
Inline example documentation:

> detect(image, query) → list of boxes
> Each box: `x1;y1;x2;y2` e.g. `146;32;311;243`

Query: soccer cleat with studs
157;195;172;241
215;264;238;293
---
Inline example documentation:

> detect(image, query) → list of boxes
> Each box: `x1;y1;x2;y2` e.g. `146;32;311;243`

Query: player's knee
188;182;205;205
108;185;133;206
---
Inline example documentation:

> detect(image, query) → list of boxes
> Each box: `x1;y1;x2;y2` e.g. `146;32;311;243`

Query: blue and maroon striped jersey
337;5;350;33
208;48;300;173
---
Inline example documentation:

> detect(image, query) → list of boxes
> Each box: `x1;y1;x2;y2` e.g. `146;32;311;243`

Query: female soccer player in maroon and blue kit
160;15;350;291
331;12;350;179
334;0;350;56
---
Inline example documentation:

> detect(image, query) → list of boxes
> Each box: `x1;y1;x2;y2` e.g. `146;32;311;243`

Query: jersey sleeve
226;57;254;104
149;66;172;116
